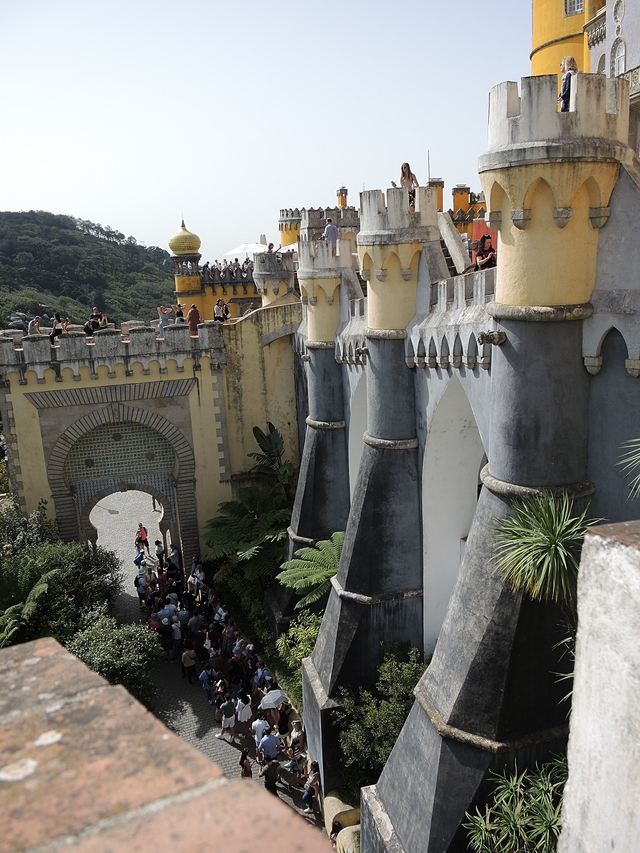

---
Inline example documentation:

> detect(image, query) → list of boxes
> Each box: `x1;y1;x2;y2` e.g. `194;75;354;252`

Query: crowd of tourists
202;257;254;280
131;524;321;815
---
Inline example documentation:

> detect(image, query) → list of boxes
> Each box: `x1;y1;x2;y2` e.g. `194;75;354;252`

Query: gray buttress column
288;341;351;553
303;331;423;792
361;312;592;852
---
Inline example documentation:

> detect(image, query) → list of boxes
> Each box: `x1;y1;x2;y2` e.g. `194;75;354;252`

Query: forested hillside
0;211;176;326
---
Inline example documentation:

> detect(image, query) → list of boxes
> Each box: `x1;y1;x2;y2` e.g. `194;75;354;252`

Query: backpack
133;575;140;588
134;552;144;566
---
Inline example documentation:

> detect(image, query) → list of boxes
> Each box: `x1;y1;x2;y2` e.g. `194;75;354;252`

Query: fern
277;531;344;609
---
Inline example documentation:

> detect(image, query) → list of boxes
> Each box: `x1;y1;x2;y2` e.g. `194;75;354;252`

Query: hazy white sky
1;1;532;261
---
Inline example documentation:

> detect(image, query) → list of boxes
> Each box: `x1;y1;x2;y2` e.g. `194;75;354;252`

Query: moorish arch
47;403;198;559
421;375;485;655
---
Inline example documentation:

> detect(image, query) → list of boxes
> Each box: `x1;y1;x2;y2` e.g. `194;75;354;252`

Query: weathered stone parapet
252;251;297;306
559;520;640;853
0;637;328;853
483;74;630;159
0;322;227;385
358;186;439;239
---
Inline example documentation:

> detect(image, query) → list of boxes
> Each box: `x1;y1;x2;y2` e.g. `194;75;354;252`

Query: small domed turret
168;220;201;255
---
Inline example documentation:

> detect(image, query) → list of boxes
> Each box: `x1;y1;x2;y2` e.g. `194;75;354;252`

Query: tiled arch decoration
47;403;199;559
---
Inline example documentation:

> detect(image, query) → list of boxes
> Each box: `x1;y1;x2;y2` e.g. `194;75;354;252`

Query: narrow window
612;38;626;76
565;0;584;14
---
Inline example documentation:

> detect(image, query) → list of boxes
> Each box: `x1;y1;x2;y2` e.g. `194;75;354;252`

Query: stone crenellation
252;252;296;298
358;186;440;242
485;73;630;154
0;322;226;385
297;238;356;278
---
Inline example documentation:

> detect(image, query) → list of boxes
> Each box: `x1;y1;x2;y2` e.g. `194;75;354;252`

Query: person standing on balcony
558;56;578;112
392;162;419;210
322;218;339;256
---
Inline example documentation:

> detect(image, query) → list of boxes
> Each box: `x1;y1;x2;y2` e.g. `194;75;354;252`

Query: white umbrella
258;689;289;710
224;242;270;257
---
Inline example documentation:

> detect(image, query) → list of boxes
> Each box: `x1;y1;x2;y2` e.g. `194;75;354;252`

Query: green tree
464;757;568;853
333;641;426;794
68;611;161;707
277;531;344;609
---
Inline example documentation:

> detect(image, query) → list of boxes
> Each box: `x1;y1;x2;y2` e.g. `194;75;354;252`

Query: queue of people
131;529;321;816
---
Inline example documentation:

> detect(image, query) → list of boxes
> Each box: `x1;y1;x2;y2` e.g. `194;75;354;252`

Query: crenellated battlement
484;73;630;161
297;239;356;280
0;322;226;385
299;205;360;235
252;251;296;299
358;186;439;244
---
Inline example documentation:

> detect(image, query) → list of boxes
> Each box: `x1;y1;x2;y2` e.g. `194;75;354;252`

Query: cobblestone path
93;491;317;822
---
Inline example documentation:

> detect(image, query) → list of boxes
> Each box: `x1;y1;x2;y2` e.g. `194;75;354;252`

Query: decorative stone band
486;302;594;323
331;575;422;606
357;226;439;247
415;689;568;754
480;465;596;500
363;432;418;451
364;328;407;340
305;341;336;349
297;268;344;281
287;526;315;547
306;417;346;430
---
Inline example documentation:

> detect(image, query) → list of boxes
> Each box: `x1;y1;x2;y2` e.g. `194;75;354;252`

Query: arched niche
422;375;485;655
348;372;368;500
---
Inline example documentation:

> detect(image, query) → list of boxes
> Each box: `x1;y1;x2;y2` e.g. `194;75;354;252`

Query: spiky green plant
464;757;567;853
493;494;592;608
277;531;344;609
618;438;640;500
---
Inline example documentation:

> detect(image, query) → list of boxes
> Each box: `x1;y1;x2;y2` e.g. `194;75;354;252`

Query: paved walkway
93;491;318;822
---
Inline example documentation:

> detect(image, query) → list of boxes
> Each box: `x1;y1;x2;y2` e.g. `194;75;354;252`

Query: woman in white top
236;689;252;736
391;162;419;210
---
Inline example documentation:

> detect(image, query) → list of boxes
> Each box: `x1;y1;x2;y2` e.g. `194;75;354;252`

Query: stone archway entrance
46;404;199;560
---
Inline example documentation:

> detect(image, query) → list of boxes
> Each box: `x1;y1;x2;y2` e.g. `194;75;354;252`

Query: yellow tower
358;186;439;332
531;0;603;75
479;73;629;308
169;220;205;313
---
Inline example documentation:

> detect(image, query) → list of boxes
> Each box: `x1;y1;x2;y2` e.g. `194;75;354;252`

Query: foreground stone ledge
0;637;328;853
558;519;640;853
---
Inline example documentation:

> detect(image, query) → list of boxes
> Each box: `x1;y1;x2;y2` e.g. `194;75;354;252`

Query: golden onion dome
168;220;201;255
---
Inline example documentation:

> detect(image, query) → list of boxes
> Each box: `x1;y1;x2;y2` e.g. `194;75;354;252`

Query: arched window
597;54;606;75
612;38;626;76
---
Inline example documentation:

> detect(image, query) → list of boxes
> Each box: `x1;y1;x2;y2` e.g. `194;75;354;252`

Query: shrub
275;609;323;708
333;641;426;794
68;612;162;707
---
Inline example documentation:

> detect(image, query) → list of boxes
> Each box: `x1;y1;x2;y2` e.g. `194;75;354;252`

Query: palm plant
493;494;593;618
618;438;640;499
248;422;296;499
276;531;345;609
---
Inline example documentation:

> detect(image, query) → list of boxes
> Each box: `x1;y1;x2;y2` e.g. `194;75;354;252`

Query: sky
0;1;532;261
